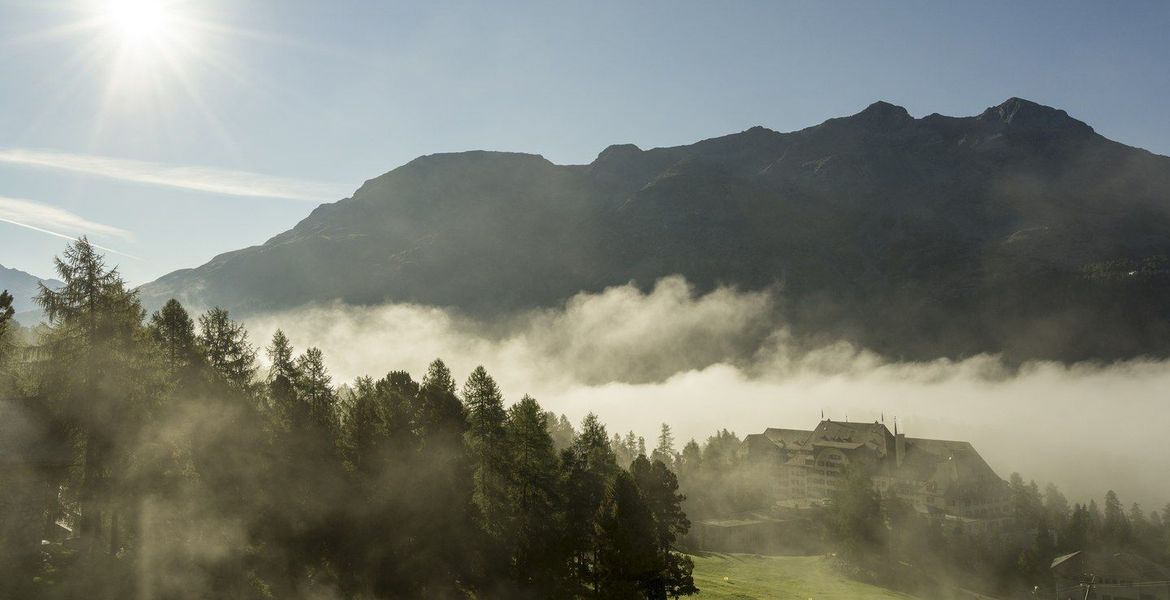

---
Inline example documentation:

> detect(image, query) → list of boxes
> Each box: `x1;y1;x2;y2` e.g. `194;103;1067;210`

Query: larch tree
197;307;257;393
504;395;567;594
148;298;201;380
413;358;479;594
295;346;336;433
594;470;661;599
462;365;509;541
34;237;160;555
562;412;618;593
265;329;299;427
631;456;696;599
652;423;675;466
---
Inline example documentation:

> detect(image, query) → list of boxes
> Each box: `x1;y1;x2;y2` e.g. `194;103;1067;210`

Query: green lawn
689;553;923;600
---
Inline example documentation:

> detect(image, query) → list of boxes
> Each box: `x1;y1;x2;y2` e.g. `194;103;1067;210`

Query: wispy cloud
0;148;353;202
0;196;138;259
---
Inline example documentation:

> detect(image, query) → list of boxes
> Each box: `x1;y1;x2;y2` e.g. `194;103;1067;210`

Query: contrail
0;147;353;202
0;196;138;259
0;195;131;240
0;218;139;260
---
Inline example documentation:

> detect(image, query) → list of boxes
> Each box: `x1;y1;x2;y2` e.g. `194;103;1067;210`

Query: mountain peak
979;97;1094;135
594;143;642;163
848;101;913;127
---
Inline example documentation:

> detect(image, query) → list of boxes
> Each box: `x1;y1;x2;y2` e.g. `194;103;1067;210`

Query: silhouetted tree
197;307;257;393
463;365;510;550
595;471;660;599
35;238;158;556
504;395;568;596
651;423;675;466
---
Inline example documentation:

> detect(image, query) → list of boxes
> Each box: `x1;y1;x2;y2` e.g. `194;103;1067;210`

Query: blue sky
1;0;1168;285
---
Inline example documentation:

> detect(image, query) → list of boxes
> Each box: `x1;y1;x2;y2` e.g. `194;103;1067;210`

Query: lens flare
103;0;171;44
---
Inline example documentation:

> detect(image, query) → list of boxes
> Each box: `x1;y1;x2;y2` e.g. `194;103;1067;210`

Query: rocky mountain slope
138;98;1170;363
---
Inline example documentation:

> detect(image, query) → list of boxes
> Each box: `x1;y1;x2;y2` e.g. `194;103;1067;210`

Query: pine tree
295;346;336;432
1062;504;1090;552
34;238;157;555
576;413;617;476
341;376;382;475
652;423;675;466
197;307;257;392
1088;499;1103;537
595;471;661;599
413;358;478;595
462;365;509;541
265;330;298;427
560;413;619;594
678;440;702;478
630;456;697;598
1043;483;1070;532
546;413;576;452
148;298;201;380
0;289;14;340
1103;490;1131;544
505;395;567;595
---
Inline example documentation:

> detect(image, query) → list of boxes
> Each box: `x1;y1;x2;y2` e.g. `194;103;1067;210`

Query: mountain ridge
0;264;63;324
138;98;1170;363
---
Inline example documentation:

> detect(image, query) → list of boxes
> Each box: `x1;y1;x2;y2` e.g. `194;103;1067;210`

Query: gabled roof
762;427;811;448
896;437;1001;483
809;420;893;454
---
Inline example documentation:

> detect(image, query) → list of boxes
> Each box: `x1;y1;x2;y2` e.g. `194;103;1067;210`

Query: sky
0;0;1168;285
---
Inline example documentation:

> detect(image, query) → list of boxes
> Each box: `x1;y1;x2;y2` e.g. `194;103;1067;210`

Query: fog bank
247;276;1170;507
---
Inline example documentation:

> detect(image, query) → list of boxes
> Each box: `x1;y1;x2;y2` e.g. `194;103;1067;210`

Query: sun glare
102;0;172;44
106;0;169;41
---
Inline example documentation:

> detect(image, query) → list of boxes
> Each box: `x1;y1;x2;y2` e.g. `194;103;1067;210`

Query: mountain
0;264;63;324
138;98;1170;363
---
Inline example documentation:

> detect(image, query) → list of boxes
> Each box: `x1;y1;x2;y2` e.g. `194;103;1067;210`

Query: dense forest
0;239;696;599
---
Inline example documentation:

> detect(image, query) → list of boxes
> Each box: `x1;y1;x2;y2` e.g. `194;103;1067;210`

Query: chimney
895;432;906;468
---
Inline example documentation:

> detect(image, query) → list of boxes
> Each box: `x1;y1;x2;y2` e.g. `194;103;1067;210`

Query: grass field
689;553;923;600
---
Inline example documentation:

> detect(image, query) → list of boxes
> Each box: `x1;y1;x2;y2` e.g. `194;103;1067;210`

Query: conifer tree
148;298;200;379
295;346;336;432
1103;490;1131;544
462;365;509;538
561;413;619;593
504;395;566;595
35;238;157;555
413;358;478;594
652;423;675;466
631;456;697;599
546;412;576;452
0;289;14;340
197;307;257;392
266;329;298;426
595;471;661;599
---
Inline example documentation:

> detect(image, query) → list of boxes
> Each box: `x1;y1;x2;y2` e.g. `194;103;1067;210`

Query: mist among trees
0;239;696;600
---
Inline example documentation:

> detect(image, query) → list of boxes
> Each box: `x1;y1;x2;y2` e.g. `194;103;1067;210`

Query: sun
101;0;174;45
